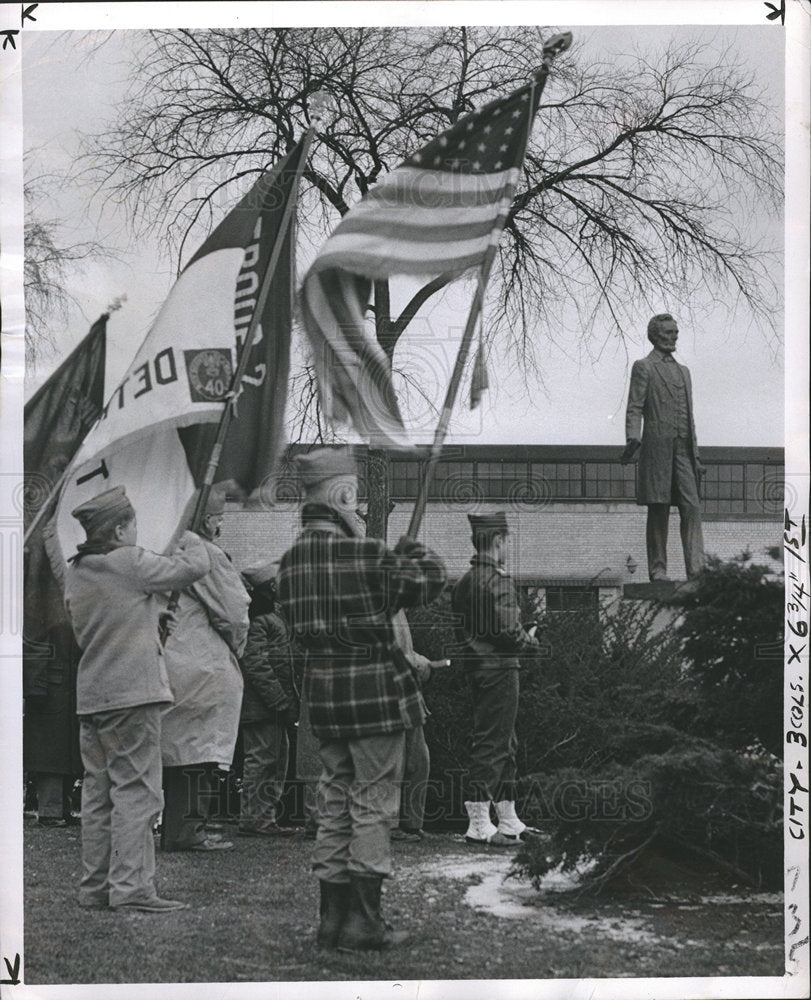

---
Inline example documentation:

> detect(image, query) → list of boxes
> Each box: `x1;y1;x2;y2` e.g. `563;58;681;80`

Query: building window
372;449;782;517
432;461;476;501
531;463;582;499
545;586;599;616
584;462;636;500
701;462;781;516
391;460;420;500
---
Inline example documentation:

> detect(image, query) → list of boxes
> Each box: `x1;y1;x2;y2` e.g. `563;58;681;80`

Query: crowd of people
24;311;705;950
49;444;542;948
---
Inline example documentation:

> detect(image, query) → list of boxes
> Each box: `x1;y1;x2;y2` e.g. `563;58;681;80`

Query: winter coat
451;553;539;671
239;607;300;724
65;532;210;715
161;539;249;768
277;519;447;740
625;349;701;505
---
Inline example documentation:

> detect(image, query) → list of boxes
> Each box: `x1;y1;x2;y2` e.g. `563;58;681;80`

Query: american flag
301;66;552;449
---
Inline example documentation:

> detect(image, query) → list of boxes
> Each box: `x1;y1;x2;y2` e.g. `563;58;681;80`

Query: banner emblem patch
185;349;233;402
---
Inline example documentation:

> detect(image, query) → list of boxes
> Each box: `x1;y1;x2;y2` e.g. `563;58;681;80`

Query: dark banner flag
23;315;107;780
24;313;107;518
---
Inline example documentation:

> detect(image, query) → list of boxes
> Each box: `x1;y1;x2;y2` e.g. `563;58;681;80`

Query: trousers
240;719;290;822
36;773;72;820
398;724;430;831
467;668;519;802
161;763;221;849
645;438;705;580
78;703;164;907
313;730;405;882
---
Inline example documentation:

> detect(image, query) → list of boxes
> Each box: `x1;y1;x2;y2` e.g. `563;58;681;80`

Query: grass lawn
22;816;784;985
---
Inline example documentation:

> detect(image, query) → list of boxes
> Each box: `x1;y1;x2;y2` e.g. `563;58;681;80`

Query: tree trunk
366;279;395;541
364;448;390;541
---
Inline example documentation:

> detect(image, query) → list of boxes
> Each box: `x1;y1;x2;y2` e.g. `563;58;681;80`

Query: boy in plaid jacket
277;448;446;952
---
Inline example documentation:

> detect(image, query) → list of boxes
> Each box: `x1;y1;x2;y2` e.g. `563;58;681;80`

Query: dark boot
336;874;409;952
316;880;350;949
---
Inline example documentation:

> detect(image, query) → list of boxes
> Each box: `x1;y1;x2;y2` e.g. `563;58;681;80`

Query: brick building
220;444;784;614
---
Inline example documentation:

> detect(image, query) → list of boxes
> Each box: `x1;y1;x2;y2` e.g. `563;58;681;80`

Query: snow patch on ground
407;842;782;950
411;851;661;943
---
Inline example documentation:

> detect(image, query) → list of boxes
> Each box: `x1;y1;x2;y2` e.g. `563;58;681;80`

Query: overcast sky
20;12;787;449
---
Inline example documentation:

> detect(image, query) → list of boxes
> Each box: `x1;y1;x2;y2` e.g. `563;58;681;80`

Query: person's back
276;448;447;954
279;524;444;739
68;544;207;714
64;486;210;913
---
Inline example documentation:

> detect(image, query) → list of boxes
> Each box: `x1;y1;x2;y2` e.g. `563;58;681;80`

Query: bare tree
83;26;782;534
24;173;105;370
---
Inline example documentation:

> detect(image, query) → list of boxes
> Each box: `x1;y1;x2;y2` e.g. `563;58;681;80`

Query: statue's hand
620;439;641;464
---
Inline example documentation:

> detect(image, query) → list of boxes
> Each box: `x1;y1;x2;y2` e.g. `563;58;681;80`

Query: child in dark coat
238;561;300;837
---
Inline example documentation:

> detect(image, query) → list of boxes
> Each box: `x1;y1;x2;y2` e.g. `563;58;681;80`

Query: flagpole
160;95;328;641
406;34;570;540
190;110;327;528
23;466;73;546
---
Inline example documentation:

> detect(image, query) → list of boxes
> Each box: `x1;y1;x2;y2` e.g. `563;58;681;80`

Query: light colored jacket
161;540;249;768
65;532;210;715
625;349;700;505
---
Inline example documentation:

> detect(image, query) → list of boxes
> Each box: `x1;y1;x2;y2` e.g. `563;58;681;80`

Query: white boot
463;800;498;843
494;800;526;837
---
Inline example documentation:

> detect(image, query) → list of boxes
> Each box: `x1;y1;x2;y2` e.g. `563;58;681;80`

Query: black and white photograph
1;1;809;997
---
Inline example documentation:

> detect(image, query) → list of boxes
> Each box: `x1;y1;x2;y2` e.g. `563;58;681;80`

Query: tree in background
24;173;103;371
83;26;782;534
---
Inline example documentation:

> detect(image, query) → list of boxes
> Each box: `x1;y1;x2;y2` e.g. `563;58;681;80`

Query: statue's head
647;313;678;353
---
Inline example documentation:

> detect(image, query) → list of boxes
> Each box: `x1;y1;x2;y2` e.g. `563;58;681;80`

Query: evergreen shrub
408;552;783;889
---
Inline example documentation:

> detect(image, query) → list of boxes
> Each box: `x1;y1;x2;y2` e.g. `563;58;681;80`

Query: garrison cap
295;447;362;538
71;485;135;536
242;559;279;588
468;512;509;535
296;447;357;486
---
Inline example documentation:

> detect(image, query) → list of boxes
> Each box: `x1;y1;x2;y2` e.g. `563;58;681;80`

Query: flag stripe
300;71;546;447
330;214;499;245
314;245;494;280
302;270;410;449
364;166;517;208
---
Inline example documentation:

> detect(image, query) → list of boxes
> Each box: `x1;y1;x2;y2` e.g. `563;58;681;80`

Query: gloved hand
394;535;426;558
620;439;641;464
158;610;178;642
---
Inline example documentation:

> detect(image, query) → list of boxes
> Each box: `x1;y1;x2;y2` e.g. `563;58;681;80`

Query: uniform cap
295;447;362;537
71;485;135;536
468;512;509;535
242;559;279;588
295;447;358;487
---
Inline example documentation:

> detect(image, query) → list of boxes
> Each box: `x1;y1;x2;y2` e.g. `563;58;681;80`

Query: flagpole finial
542;31;573;65
308;90;334;132
106;294;127;314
